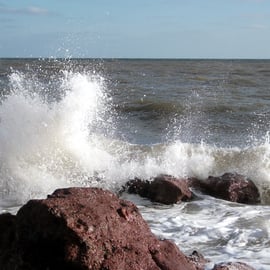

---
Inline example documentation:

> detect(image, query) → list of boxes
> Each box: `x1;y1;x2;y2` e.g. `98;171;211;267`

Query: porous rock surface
0;187;197;270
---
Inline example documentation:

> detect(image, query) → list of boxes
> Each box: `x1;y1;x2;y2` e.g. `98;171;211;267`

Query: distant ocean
1;58;270;269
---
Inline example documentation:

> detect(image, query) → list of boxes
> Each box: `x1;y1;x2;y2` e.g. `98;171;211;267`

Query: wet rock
187;250;210;270
126;174;193;204
188;173;260;204
0;187;197;270
125;177;151;198
212;261;256;270
149;239;196;270
0;213;16;268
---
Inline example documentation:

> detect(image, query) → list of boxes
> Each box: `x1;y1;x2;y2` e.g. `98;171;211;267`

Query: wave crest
1;67;270;205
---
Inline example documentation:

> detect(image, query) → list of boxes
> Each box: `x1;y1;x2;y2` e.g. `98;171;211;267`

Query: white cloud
26;6;48;15
0;6;49;15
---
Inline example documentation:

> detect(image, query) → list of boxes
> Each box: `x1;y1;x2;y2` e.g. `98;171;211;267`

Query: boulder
0;213;16;268
0;187;197;270
126;174;193;204
212;262;256;270
188;173;260;204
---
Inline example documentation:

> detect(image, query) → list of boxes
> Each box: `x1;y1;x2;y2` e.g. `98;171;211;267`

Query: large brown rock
0;213;16;268
126;174;193;204
0;187;197;270
188;173;260;204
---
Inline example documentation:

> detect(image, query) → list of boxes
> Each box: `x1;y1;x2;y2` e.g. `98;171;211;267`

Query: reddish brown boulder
212;262;256;270
188;173;260;204
0;187;197;270
126;174;193;204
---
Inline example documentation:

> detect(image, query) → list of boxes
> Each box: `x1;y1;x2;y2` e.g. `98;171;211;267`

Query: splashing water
0;69;115;202
2;67;270;206
2;60;270;269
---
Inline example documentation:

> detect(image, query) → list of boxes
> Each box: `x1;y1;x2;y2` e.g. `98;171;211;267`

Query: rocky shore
0;173;259;270
124;173;260;205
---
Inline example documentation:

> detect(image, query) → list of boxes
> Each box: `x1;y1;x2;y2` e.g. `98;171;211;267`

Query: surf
1;63;270;208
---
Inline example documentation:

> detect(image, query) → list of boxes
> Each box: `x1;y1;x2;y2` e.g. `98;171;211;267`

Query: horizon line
1;57;270;61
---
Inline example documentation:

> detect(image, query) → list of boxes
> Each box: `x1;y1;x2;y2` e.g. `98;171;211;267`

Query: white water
1;69;270;202
1;69;270;269
0;70;115;202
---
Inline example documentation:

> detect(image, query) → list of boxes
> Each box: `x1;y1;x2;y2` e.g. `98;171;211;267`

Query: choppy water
1;58;270;269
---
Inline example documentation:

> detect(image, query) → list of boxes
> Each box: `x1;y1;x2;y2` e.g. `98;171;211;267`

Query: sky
0;0;270;58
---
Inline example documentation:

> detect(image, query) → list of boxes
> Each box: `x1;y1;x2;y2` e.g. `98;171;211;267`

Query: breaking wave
1;66;270;206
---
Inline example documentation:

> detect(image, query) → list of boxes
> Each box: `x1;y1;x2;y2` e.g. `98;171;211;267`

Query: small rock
212;261;256;270
187;250;210;270
126;174;193;204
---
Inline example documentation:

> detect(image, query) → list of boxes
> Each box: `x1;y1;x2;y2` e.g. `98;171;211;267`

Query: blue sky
1;0;270;58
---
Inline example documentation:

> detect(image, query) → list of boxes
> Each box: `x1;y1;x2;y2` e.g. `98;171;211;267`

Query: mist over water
1;59;270;268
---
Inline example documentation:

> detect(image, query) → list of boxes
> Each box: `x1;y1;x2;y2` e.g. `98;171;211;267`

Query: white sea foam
127;193;270;270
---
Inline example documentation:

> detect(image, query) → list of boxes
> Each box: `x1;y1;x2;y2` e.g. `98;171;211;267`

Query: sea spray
2;62;270;207
0;69;116;203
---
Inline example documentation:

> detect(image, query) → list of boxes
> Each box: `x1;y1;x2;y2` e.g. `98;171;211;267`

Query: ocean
1;58;270;269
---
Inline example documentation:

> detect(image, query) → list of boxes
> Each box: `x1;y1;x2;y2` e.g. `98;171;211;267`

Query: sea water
1;58;270;269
